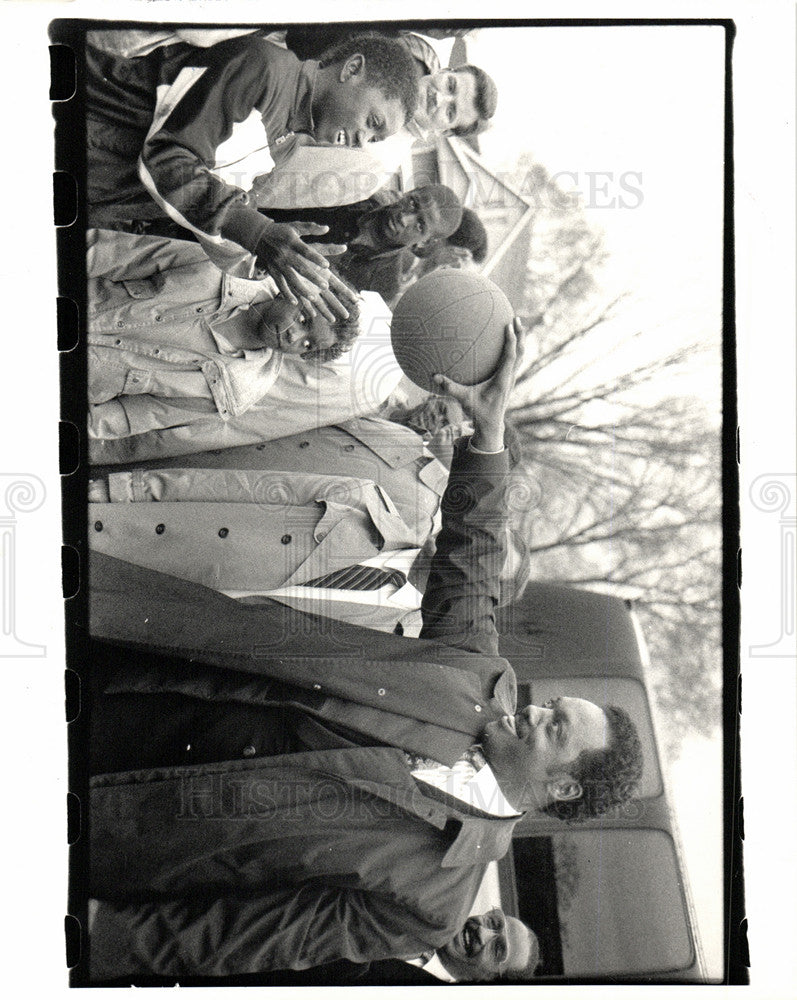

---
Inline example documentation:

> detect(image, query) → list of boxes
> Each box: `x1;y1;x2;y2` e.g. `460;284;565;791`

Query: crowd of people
80;24;644;985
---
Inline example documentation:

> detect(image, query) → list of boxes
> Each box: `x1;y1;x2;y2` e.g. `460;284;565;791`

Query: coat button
281;534;292;544
378;688;386;696
313;684;321;690
242;745;256;758
474;705;482;712
154;316;163;323
343;444;355;452
155;523;165;534
93;520;103;531
114;338;122;345
218;527;229;538
299;440;310;448
116;321;124;328
196;306;204;313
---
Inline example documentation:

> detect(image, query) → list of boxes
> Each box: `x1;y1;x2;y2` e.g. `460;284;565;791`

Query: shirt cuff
219;201;273;254
467;438;505;455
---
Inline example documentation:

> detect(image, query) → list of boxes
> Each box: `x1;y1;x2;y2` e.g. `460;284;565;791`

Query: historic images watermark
748;474;796;658
0;473;46;657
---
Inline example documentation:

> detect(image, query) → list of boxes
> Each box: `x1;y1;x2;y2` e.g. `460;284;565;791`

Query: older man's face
415;70;478;134
438;908;537;980
483;697;608;810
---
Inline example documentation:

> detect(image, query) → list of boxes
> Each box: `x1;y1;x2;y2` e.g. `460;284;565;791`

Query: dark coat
87;440;521;974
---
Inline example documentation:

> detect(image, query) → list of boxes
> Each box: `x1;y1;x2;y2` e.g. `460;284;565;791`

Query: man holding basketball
86;318;643;975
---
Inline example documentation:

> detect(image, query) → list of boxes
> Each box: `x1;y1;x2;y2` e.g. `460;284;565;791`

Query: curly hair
448;208;489;263
543;704;644;823
319;34;420;126
301;266;362;363
450;65;498;138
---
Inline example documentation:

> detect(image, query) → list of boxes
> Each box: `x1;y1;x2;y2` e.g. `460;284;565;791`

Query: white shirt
409;756;522;818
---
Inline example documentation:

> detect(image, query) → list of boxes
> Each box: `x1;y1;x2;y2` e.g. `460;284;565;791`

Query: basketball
390;269;514;393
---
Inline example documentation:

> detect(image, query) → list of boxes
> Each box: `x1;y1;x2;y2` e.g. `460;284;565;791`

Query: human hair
448;208;488;263
450;64;498;137
319;34;420;125
543;704;644;823
411;184;463;240
302;267;362;363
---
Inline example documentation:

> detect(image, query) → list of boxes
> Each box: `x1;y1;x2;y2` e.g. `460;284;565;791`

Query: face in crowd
483;697;609;811
438;908;540;980
415;68;480;134
375;187;459;249
255;298;339;357
314;53;408;147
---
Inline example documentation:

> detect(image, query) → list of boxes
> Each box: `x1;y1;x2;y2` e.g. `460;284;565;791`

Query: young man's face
482;697;608;809
374;190;447;248
415;69;478;134
314;57;406;147
256;298;337;357
438;909;536;981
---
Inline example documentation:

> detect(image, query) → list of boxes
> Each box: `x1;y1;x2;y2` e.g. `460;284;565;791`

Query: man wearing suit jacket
85;320;643;975
88;902;539;982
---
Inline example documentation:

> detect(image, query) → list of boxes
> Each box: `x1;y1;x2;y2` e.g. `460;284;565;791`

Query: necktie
305;564;406;591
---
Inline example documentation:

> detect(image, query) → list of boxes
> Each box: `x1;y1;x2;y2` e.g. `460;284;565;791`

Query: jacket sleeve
138;37;275;247
90;886;460;978
419;437;508;656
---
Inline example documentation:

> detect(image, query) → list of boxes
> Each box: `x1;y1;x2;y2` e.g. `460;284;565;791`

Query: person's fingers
314;242;348;258
314;294;337;325
296;294;317;320
282;252;331;288
432;373;470;403
267;266;297;304
288;222;333;238
291;240;333;270
326;272;359;304
319;287;349;322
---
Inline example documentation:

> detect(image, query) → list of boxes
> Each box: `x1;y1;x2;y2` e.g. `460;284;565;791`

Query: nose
476;910;506;948
281;322;301;345
522;704;552;727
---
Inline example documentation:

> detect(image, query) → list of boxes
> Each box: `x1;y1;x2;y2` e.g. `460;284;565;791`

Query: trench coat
87;439;521;973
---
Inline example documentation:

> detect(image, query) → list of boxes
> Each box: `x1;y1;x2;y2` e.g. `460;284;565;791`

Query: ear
340;53;365;82
547;776;583;802
412;239;439;258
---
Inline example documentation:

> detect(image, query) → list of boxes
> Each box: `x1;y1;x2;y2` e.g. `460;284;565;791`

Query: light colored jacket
88;291;402;465
87;230;283;438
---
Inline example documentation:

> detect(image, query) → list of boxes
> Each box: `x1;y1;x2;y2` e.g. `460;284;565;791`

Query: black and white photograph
59;14;731;987
2;3;795;994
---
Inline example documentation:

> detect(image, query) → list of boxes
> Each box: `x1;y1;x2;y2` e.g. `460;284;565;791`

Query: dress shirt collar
413;952;457;982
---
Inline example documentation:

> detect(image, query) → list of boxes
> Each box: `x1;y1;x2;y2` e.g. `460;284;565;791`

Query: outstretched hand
255;221;353;318
433;317;525;452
